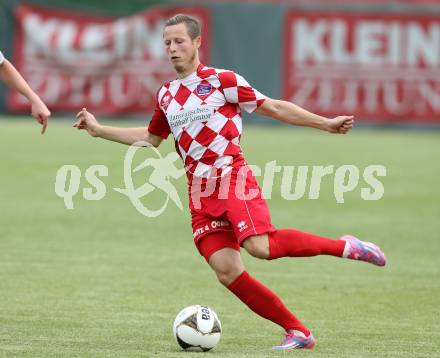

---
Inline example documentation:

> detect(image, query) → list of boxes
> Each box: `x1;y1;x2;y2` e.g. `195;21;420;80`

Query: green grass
0;118;439;357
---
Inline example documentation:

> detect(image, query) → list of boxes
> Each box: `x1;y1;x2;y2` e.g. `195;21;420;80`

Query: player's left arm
255;98;354;134
0;59;51;134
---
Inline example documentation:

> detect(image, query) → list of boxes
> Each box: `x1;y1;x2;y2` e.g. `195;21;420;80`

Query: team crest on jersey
196;83;212;96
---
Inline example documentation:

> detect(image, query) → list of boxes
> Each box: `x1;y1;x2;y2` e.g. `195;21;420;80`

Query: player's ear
194;36;201;49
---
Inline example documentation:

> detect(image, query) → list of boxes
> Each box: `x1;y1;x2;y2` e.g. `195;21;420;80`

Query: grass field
0;118;439;357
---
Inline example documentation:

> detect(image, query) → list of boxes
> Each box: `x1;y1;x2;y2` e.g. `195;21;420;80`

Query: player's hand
327;115;354;134
73;108;101;137
31;98;51;135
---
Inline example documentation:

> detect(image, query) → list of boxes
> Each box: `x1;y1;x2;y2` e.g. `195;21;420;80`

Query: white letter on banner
293;19;327;63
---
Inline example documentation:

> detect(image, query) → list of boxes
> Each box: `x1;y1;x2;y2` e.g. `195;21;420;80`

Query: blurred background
1;0;439;124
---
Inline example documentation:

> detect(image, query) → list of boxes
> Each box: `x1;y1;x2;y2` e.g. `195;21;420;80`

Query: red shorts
190;165;276;255
196;231;240;262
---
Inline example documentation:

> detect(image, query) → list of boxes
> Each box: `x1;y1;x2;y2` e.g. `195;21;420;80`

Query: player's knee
215;267;243;287
243;235;270;259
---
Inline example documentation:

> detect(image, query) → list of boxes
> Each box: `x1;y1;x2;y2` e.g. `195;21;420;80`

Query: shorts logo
237;220;248;233
196;83;212;96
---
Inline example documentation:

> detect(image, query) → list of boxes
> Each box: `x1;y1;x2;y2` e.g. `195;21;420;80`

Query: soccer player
0;50;51;134
73;15;386;350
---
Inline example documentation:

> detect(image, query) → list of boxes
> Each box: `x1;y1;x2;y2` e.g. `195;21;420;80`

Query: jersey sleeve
0;51;5;64
147;92;171;139
218;71;266;113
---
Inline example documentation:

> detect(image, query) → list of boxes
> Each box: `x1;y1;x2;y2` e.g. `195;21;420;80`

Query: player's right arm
75;88;171;147
73;108;164;148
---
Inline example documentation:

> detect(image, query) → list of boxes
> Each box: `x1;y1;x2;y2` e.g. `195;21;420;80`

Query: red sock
268;229;345;260
227;271;310;335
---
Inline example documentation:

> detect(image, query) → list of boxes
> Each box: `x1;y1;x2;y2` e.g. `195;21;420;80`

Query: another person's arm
256;98;354;134
73;108;164;147
0;54;51;134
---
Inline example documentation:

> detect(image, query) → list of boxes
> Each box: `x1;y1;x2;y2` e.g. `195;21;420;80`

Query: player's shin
227;271;310;336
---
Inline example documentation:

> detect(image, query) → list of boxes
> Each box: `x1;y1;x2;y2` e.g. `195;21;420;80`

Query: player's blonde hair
164;14;201;40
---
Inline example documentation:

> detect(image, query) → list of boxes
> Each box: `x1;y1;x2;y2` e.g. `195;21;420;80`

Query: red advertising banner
9;4;211;115
283;12;440;122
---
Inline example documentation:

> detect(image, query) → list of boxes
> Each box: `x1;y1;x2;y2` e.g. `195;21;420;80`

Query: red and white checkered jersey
148;64;266;180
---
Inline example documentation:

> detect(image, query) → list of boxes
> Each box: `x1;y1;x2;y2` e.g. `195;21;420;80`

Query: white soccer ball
173;305;222;351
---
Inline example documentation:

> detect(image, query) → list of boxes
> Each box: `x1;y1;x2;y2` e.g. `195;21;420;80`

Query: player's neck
176;61;200;79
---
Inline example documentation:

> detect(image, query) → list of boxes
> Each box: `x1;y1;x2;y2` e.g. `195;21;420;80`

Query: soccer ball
173;305;222;351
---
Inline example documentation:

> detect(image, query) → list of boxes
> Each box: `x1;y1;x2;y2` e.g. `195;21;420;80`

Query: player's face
163;23;201;75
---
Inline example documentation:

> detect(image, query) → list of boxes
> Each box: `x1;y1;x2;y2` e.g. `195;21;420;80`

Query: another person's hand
30;97;51;134
73;108;101;137
327;116;354;134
